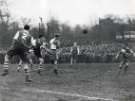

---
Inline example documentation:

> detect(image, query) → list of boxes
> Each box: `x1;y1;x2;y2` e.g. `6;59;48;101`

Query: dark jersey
71;46;78;54
32;38;47;58
32;40;42;58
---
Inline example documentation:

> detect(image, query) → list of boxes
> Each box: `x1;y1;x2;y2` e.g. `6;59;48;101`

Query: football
82;29;88;34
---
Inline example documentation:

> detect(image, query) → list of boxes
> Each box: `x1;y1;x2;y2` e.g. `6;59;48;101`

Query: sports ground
0;63;135;101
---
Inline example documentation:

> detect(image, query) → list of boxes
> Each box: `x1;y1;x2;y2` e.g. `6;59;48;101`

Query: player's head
73;42;77;46
38;34;46;43
82;29;88;34
125;47;130;51
24;24;30;30
38;34;44;38
122;44;130;51
54;33;60;38
18;23;24;29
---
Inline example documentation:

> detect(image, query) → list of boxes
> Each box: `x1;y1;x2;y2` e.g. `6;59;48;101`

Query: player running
49;33;61;75
116;45;135;74
70;42;80;64
1;25;34;82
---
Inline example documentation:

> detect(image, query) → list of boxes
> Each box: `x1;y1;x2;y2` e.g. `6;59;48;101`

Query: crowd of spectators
0;42;134;64
59;43;126;63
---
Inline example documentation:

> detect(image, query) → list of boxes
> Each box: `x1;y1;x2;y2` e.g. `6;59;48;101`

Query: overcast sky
6;0;135;26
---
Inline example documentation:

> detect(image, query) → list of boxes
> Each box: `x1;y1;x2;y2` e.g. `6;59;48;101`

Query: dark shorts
7;46;29;63
121;59;128;64
34;47;41;58
71;53;78;59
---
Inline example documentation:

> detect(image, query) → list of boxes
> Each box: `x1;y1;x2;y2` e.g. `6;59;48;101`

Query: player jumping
1;25;34;82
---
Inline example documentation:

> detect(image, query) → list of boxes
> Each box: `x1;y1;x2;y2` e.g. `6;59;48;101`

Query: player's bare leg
28;50;35;69
124;63;128;74
37;57;44;75
53;52;59;75
17;59;23;72
24;63;32;82
118;61;124;75
70;57;73;65
74;58;77;64
17;57;33;72
29;58;33;69
1;54;9;76
53;59;58;75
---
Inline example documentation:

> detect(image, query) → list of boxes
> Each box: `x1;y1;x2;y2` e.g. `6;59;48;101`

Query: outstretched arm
115;51;121;60
130;49;135;57
77;46;80;55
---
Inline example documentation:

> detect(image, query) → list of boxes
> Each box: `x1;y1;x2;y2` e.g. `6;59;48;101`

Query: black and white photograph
0;0;134;101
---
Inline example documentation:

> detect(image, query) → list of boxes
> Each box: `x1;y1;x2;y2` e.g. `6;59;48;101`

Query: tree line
0;15;135;48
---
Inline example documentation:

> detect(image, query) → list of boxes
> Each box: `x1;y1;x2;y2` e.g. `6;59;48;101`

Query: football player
1;25;33;82
34;35;48;75
17;35;48;75
70;42;80;64
116;45;135;74
49;33;61;75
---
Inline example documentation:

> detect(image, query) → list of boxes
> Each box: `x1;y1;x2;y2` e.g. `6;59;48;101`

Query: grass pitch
0;63;135;101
